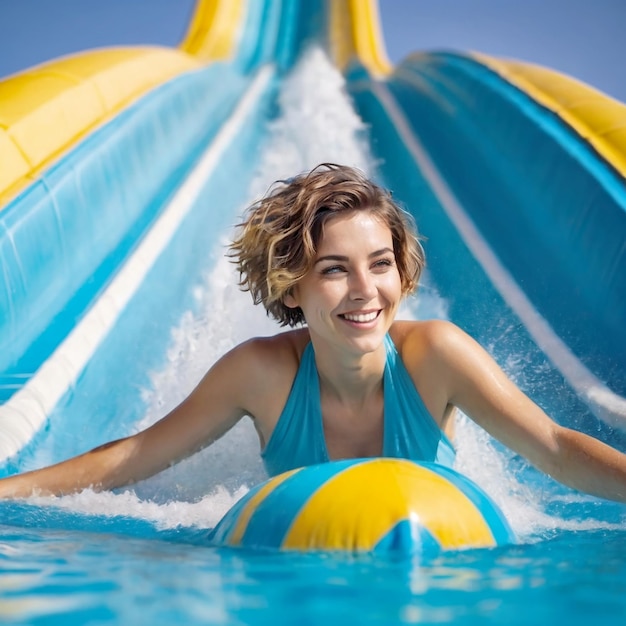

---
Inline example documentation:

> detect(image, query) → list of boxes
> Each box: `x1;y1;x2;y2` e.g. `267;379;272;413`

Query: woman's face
284;210;403;355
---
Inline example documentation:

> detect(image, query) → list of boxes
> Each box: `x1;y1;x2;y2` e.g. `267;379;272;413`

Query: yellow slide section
329;0;391;77
473;53;626;178
3;1;622;208
0;0;244;207
179;0;244;61
0;48;200;205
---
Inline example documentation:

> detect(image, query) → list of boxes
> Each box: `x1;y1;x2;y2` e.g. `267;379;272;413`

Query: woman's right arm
0;339;271;499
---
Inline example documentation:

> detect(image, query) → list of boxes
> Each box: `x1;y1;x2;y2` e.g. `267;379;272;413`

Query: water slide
1;0;625;530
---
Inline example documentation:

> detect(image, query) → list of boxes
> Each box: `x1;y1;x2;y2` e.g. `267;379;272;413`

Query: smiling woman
1;163;626;508
229;162;424;327
284;211;402;343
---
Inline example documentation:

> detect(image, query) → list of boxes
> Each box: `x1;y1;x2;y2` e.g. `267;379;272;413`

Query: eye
372;258;395;271
320;264;346;275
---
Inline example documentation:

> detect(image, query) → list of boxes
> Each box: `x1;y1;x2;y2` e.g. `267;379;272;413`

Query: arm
0;339;268;499
425;321;626;503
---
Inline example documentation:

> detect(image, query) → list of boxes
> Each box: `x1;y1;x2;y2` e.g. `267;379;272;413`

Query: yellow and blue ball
210;458;515;555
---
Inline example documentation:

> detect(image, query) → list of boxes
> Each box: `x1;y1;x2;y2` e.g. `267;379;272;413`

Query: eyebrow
314;247;394;265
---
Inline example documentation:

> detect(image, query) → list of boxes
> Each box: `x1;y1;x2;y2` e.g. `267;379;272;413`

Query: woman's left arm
427;321;626;503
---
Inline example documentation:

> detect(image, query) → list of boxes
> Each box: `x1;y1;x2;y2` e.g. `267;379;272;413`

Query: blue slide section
0;2;324;472
0;65;275;472
346;52;626;438
1;65;251;381
1;3;625;477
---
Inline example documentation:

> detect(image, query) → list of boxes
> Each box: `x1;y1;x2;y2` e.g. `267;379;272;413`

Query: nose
349;268;377;301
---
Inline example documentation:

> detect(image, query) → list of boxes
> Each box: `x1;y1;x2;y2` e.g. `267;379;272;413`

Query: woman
1;164;625;501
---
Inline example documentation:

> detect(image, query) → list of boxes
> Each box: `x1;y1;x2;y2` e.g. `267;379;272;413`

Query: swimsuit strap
383;334;456;466
261;342;328;476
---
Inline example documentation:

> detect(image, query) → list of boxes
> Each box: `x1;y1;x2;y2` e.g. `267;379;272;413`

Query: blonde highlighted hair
229;163;425;327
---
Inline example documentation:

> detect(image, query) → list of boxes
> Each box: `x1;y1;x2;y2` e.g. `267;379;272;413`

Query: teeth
343;311;378;323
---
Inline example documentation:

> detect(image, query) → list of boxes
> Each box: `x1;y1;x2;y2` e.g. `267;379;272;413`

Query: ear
283;288;299;309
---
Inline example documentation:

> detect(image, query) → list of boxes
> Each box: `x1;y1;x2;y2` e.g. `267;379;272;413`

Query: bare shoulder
390;319;470;360
228;329;308;376
214;329;309;406
205;329;309;438
390;319;492;396
393;319;515;399
389;319;512;425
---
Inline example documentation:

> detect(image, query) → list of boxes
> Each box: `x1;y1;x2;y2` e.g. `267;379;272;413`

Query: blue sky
1;0;624;102
380;0;626;102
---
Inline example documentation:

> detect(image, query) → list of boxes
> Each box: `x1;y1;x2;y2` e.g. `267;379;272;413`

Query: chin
344;328;388;354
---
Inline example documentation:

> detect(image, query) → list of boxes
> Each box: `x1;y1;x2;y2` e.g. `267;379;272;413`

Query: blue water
2;520;626;625
1;49;625;624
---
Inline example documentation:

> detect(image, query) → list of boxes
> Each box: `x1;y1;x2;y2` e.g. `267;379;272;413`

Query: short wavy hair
229;163;425;327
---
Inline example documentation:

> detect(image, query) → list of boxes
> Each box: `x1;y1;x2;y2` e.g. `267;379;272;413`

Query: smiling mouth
340;310;381;323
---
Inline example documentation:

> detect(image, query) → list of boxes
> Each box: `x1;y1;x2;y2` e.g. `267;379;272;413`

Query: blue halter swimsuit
261;334;456;476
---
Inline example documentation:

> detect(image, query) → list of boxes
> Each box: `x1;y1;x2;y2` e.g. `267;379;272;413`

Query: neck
311;337;387;406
